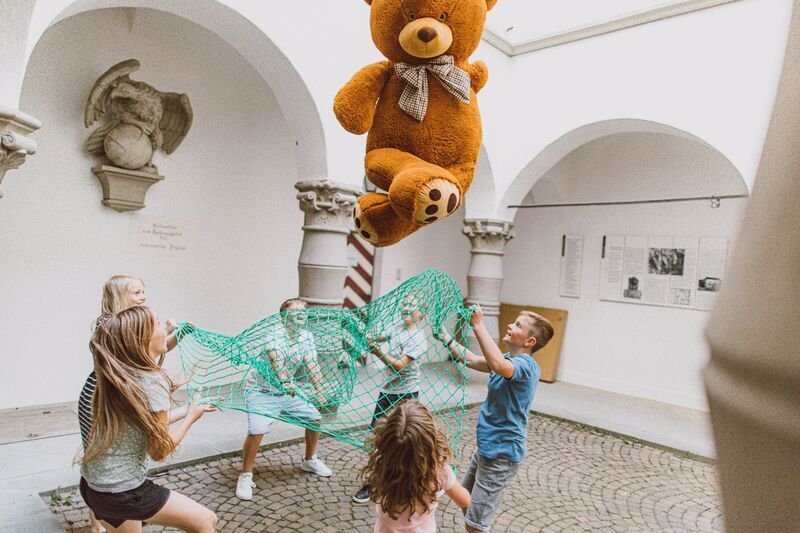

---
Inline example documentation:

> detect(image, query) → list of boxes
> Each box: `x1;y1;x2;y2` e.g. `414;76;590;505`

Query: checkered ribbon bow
395;55;471;122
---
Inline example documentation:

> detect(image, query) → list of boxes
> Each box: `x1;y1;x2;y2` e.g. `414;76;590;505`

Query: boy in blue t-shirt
439;304;554;533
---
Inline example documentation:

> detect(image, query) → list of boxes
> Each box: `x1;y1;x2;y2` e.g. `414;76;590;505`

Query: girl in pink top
362;400;471;532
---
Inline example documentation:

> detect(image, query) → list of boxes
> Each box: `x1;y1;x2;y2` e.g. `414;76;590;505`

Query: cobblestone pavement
48;407;722;532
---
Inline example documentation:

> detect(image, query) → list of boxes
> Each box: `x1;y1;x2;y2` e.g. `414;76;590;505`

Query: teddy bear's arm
466;61;489;94
334;61;393;135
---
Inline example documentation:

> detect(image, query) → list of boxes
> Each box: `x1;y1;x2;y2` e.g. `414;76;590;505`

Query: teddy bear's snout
417;27;437;43
399;18;453;58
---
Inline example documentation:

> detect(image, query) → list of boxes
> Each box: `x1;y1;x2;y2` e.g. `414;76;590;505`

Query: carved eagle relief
84;59;193;171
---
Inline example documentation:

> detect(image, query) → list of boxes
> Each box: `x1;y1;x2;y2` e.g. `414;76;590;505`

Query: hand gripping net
176;269;473;455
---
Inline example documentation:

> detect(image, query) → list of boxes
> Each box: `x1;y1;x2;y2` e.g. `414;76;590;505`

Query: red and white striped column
343;233;375;309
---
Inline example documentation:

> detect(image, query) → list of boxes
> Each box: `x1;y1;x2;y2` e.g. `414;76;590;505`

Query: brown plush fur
334;0;497;246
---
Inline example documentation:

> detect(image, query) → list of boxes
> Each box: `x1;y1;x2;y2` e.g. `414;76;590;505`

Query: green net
176;269;474;456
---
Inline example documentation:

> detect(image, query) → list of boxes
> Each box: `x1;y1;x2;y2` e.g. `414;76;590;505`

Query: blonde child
236;298;332;501
362;399;470;532
77;275;182;533
439;304;554;533
79;306;217;532
353;293;428;504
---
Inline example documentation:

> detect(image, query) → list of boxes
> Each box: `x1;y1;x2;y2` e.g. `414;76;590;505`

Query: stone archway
40;0;327;180
498;118;746;221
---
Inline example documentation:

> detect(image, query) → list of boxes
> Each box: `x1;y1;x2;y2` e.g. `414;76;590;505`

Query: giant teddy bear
334;0;497;247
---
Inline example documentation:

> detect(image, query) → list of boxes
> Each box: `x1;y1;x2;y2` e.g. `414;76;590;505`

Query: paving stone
45;408;722;532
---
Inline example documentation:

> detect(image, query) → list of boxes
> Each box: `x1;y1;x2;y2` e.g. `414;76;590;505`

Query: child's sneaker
352;484;371;504
235;472;256;500
299;455;332;477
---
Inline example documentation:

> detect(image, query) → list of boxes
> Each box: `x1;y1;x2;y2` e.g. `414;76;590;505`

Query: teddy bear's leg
365;148;462;225
365;148;408;191
353;192;418;247
388;169;461;226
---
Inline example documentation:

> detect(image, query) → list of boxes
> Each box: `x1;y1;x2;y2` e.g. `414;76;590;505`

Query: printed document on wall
559;235;583;298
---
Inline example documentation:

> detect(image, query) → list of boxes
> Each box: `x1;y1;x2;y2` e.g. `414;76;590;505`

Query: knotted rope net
176;269;473;455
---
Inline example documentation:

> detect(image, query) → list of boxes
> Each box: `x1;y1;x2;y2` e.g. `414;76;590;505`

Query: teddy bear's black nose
417;27;437;43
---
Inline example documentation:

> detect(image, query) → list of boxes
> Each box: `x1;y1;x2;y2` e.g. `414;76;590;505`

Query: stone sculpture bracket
0;106;41;199
84;59;193;212
93;165;165;212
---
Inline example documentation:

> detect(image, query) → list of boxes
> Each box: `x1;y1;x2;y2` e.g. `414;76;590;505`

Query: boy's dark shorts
370;391;419;428
79;477;170;527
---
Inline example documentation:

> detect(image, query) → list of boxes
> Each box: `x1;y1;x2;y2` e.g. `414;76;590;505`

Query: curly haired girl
362;399;470;532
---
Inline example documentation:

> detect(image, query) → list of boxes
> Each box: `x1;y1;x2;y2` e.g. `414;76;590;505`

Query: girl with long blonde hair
79;306;217;532
362;399;470;532
78;275;181;533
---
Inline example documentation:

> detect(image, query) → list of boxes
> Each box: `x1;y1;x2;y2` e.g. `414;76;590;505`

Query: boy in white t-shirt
352;293;429;504
236;298;332;500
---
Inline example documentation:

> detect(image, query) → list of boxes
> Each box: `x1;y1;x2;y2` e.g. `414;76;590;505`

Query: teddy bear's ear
364;0;372;5
486;0;498;10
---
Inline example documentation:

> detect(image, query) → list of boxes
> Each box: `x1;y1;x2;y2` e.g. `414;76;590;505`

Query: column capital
463;219;514;343
295;179;361;217
463;218;514;255
295;179;362;309
0;106;41;199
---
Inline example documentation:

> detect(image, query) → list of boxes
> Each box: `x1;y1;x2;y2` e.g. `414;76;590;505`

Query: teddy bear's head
364;0;497;64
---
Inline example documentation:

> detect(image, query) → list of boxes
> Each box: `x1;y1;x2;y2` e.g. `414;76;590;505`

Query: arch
498;119;748;221
34;0;326;180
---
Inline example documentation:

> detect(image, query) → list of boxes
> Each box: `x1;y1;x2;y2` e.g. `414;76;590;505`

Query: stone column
704;3;800;530
295;179;361;308
463;218;514;343
0;106;41;199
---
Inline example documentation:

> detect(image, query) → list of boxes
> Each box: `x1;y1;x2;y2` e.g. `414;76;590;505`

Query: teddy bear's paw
415;178;461;224
354;193;417;247
353;201;381;245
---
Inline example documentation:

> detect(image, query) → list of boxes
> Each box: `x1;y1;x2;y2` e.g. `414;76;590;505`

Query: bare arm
305;354;326;399
168;404;188;424
155;402;215;448
438;327;490;373
267;349;295;394
446;479;471;510
371;339;415;371
471;308;515;379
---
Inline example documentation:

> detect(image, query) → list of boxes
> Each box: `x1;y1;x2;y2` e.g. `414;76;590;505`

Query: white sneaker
236;472;256;500
299;455;332;477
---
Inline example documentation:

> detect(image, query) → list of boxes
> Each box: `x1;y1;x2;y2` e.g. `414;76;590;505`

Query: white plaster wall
0;8;302;409
503;134;748;410
480;0;793;213
20;0;792;214
375;211;471;299
0;0;35;105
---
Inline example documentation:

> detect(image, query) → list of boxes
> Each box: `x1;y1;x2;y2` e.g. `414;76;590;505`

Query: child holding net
79;306;217;532
353;292;429;504
438;304;554;533
362;399;470;532
77;275;185;533
236;298;333;501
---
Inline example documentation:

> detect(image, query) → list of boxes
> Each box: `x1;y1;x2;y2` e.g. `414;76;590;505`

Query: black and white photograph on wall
600;235;728;311
670;288;692;306
698;276;722;292
623;276;642;299
648;247;685;276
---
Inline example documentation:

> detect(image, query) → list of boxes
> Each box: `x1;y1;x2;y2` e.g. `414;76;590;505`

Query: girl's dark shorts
79;477;170;527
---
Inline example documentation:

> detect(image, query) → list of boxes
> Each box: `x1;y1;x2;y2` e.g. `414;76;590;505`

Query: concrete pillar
463;218;514;343
704;2;800;530
0;106;41;199
295;179;361;308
